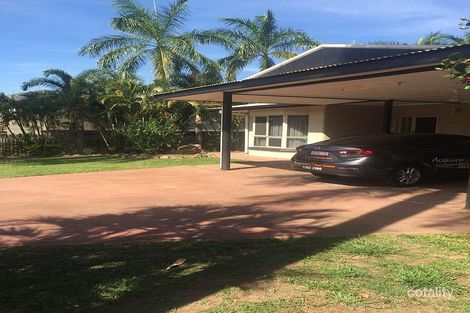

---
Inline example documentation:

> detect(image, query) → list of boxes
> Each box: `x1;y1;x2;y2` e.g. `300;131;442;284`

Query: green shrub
125;116;184;154
20;138;65;157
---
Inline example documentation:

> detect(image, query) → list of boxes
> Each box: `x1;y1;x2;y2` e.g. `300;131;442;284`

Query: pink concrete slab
0;153;469;246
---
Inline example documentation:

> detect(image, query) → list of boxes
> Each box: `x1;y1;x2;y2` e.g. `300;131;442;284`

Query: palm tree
417;31;470;45
79;0;210;82
197;10;319;81
22;69;94;153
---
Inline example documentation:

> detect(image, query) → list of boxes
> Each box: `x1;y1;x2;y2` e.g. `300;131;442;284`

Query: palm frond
259;55;275;70
259;9;277;47
117;52;148;74
271;50;296;59
417;31;455;45
442;34;465;44
222;17;258;34
275;28;319;50
22;78;65;91
219;54;250;81
112;0;152;20
79;35;147;57
95;45;148;69
193;29;237;49
158;0;188;34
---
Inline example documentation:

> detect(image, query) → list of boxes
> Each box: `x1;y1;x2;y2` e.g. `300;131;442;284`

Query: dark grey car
290;134;470;186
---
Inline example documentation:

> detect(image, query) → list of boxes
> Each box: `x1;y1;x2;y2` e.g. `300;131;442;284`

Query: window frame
253;115;284;147
252;114;310;149
286;115;309;148
267;115;283;147
398;115;439;134
254;116;267;147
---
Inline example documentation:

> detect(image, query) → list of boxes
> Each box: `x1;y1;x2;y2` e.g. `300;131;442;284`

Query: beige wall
246;102;386;159
2;120;96;136
391;103;470;136
323;103;384;138
246;106;327;159
245;101;470;159
3;122;25;135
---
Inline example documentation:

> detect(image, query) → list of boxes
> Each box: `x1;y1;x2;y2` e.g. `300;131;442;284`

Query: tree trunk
33;120;41;137
76;118;84;154
5;124;18;141
195;112;203;146
465;169;470;210
97;128;111;151
14;118;28;137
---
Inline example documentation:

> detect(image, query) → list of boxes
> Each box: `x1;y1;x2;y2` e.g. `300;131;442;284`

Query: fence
0;135;23;157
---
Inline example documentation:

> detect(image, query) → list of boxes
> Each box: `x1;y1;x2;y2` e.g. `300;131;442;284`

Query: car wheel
390;164;424;186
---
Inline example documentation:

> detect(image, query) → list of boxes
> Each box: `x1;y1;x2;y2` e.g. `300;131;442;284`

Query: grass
0;234;468;313
0;155;220;178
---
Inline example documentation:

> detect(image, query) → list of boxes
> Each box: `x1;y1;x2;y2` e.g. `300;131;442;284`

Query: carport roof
155;44;470;105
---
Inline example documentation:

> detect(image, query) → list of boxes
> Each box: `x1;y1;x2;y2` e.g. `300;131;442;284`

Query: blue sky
0;0;467;94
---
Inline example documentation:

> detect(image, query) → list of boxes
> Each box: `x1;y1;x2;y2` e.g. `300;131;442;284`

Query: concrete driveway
0;154;469;245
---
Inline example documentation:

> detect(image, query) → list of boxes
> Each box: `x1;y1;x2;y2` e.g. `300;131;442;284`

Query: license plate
310;151;329;156
302;165;323;171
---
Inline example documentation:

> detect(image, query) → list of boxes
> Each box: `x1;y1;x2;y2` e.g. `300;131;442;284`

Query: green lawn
0;234;468;312
0;155;220;178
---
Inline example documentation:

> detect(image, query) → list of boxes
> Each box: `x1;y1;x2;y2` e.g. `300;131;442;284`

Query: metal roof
247;44;447;79
155;44;470;102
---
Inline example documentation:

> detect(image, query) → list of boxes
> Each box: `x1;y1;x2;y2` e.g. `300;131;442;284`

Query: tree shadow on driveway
0;187;467;312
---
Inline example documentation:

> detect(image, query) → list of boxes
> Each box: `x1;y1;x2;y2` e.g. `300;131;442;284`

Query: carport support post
383;99;393;134
466;171;470;210
220;92;232;170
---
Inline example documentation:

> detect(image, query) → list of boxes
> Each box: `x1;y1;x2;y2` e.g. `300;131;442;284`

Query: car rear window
317;135;402;146
405;135;458;148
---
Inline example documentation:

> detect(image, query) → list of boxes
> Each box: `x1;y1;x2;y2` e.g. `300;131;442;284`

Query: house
155;44;470;169
0;93;96;137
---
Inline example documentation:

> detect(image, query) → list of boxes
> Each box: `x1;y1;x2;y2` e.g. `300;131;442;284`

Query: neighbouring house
156;44;470;167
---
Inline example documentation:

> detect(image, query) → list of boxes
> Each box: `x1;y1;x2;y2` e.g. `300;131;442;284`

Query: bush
125;116;184;154
20;138;65;157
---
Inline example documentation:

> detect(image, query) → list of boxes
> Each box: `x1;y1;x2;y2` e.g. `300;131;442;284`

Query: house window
254;115;283;147
399;117;412;133
254;116;267;146
399;116;437;134
415;117;437;133
287;115;309;148
268;116;283;147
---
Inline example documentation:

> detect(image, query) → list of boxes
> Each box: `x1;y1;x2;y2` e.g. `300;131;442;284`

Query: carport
155;45;470;207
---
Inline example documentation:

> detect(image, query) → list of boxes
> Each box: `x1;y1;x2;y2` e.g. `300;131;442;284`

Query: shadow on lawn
0;187;466;312
1;155;151;165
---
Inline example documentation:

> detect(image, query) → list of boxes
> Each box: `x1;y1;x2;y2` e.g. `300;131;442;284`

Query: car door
417;135;469;171
451;136;470;170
